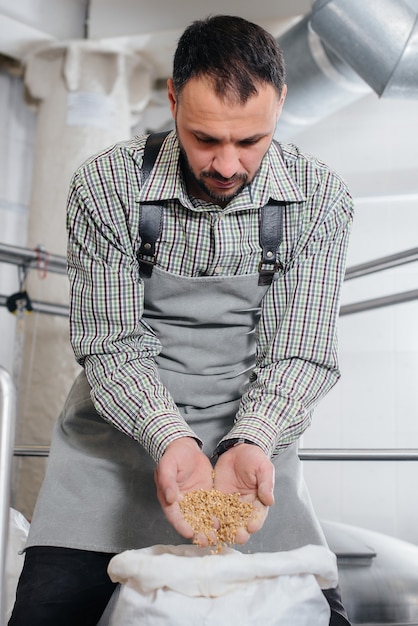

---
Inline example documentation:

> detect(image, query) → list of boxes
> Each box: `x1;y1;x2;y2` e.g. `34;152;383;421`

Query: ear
275;84;287;122
167;78;177;119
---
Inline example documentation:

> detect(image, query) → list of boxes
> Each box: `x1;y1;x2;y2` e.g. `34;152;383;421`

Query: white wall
293;94;418;545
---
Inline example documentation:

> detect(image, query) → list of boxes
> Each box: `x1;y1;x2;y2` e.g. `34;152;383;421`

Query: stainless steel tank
323;521;418;625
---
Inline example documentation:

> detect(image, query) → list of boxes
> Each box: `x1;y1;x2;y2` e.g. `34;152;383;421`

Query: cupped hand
154;437;214;540
213;443;275;544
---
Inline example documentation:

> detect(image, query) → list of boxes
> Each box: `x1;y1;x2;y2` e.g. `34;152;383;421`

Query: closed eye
197;136;217;144
239;138;262;146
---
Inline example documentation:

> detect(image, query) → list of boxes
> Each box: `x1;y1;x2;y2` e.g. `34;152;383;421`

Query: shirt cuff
134;411;203;463
211;438;258;461
219;415;281;458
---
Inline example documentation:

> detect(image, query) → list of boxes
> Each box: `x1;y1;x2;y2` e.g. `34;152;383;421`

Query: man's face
167;76;286;206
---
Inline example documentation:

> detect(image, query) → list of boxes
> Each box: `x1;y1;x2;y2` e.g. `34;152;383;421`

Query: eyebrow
194;130;268;143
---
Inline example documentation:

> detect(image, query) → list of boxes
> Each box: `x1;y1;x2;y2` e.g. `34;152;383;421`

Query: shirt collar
137;131;305;210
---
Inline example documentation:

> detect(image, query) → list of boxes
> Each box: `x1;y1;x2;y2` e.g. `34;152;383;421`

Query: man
10;15;353;626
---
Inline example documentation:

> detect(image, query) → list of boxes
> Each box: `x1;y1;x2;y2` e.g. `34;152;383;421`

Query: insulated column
14;41;151;519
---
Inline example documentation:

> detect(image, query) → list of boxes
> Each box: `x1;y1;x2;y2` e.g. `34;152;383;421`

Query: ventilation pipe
276;16;370;138
310;0;418;98
276;0;418;139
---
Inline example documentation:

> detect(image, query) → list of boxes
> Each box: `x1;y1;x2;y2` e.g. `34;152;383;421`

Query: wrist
211;438;257;461
164;436;201;454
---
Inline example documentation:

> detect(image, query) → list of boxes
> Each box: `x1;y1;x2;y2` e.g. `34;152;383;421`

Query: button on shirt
67;131;353;462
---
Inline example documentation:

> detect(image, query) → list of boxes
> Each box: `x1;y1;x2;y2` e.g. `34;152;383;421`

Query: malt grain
180;488;254;552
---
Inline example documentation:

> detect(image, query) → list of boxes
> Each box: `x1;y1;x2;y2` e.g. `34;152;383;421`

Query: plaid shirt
67;131;353;462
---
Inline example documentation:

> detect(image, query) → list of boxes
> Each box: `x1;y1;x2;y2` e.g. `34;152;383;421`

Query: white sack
102;543;338;626
5;508;30;622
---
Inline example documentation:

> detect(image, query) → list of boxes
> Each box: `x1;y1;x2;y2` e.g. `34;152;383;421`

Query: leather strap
258;199;284;286
137;132;170;276
257;140;286;286
138;133;286;283
141;131;170;183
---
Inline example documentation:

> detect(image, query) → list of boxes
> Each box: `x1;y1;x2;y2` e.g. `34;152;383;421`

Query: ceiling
3;1;418;109
0;0;311;77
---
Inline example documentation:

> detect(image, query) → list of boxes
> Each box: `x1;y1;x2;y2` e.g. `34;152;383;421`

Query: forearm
67;172;201;462
222;187;353;457
83;352;201;462
224;356;340;457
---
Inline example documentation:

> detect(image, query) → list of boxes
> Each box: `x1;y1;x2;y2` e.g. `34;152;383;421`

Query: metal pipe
0;294;69;318
276;15;369;138
1;288;418;321
0;242;67;275
14;445;49;457
0;368;16;626
1;239;418;285
13;445;418;462
310;0;418;98
1;240;418;320
299;448;418;461
340;289;418;316
277;0;418;137
344;247;418;281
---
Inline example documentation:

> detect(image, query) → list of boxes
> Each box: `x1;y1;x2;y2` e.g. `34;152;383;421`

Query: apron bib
27;266;326;553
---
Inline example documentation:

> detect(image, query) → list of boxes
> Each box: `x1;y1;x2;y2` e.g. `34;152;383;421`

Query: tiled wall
296;96;418;545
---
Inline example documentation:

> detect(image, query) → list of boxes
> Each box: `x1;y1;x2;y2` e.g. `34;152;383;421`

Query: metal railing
340;289;418;315
0;368;16;626
1;242;418;280
0;243;67;276
11;444;418;461
1;243;418;318
299;448;418;461
344;247;418;280
0;294;68;318
340;246;418;315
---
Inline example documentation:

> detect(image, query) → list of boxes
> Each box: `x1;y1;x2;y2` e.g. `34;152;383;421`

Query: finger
164;485;178;505
193;528;218;548
246;500;269;534
257;480;275;507
154;468;179;506
233;526;251;545
163;500;195;539
257;466;275;507
155;472;192;537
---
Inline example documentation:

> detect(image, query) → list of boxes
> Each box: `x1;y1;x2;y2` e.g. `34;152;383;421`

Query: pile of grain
179;487;254;553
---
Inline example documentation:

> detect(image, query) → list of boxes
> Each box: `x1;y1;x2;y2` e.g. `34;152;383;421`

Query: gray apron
27;265;326;554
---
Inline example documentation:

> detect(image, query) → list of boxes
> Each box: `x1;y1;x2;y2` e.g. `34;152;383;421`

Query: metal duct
276;16;370;138
310;0;418;98
276;0;418;139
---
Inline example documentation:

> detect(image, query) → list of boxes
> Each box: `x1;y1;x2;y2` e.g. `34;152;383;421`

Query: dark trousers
9;546;351;626
8;547;117;626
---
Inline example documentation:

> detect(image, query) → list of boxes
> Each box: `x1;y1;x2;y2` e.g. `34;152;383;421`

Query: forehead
176;77;279;138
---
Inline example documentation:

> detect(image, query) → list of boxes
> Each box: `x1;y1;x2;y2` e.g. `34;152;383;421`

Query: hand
154;437;214;540
213;443;275;544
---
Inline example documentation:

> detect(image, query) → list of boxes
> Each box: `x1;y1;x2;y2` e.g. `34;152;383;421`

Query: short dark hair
172;15;286;103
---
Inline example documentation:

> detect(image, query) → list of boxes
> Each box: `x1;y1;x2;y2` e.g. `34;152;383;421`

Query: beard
178;143;249;205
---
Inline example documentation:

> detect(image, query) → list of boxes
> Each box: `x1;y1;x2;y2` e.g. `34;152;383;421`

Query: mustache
201;171;248;183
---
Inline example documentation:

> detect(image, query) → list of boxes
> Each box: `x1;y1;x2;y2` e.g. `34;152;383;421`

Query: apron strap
138;133;286;284
138;132;170;277
258;140;286;286
258;199;284;286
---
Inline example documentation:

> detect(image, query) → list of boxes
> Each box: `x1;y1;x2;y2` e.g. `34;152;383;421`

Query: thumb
154;467;179;505
164;485;178;505
257;468;275;506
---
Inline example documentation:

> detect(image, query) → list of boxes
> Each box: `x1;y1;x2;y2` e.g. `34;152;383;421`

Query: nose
212;145;240;179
